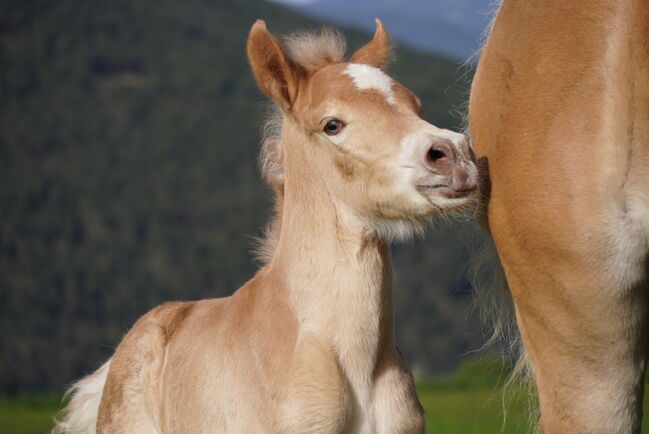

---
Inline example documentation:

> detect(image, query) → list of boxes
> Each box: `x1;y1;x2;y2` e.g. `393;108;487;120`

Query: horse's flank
470;0;649;431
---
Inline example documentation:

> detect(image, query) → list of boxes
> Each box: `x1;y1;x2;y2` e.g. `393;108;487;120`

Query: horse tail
52;360;111;434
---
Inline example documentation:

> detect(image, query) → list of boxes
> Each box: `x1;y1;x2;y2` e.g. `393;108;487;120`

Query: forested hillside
0;0;483;395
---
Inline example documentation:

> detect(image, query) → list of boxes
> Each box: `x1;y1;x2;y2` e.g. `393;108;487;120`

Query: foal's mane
255;27;347;264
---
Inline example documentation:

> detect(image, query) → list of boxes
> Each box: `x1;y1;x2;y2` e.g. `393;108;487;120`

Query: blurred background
1;0;548;432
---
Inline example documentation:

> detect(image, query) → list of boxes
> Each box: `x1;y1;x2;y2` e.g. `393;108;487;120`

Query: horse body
470;0;649;431
56;20;478;433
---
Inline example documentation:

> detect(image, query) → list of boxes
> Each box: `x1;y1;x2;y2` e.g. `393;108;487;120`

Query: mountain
0;0;483;395
272;0;497;60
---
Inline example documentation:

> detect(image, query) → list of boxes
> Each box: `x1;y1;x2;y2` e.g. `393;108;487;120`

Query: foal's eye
323;119;345;136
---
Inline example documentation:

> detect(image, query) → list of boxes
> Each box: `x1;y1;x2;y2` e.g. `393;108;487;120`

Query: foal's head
248;20;478;240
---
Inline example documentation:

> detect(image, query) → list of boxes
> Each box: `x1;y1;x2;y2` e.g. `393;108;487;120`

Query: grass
0;396;60;434
418;357;535;433
419;386;531;433
1;358;648;434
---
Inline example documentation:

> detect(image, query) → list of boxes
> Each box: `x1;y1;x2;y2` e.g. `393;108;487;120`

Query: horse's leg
489;203;649;433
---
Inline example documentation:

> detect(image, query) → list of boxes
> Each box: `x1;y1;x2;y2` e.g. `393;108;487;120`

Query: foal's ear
350;19;391;69
247;20;303;108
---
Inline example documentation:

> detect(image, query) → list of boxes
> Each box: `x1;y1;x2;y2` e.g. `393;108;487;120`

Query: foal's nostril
426;148;448;163
423;143;454;173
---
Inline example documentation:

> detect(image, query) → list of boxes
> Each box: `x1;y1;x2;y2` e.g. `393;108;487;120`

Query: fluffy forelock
283;27;347;71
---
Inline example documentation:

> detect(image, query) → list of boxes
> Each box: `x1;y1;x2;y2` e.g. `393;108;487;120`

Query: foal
55;20;478;433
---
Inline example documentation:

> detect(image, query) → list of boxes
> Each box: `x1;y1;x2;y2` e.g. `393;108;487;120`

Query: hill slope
0;0;481;394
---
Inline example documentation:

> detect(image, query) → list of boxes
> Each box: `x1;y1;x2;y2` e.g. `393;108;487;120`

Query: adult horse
54;20;478;433
470;1;649;432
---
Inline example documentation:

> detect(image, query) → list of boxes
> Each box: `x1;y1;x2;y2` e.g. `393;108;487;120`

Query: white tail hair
53;360;111;434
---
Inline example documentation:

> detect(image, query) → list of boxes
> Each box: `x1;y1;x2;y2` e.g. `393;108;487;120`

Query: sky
266;0;495;59
271;0;318;4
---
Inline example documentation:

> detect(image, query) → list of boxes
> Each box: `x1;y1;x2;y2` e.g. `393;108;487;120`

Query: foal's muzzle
422;134;478;197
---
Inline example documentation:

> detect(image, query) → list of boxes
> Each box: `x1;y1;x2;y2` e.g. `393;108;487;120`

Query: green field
0;396;60;434
0;359;646;434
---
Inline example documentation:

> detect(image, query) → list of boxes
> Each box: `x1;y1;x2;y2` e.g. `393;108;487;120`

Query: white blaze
343;63;396;105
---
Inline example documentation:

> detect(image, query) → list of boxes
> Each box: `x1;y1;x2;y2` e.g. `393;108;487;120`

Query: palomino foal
470;0;649;432
56;20;478;433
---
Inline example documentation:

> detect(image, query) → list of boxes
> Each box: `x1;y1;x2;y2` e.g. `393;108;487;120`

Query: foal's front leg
371;349;424;433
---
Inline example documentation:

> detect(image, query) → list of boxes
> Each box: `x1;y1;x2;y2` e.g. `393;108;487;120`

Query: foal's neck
267;134;395;381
